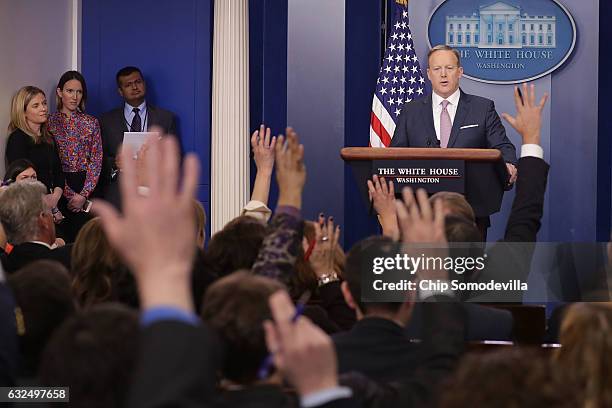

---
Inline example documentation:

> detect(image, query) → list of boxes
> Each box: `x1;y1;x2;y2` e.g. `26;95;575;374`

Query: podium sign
373;159;465;194
342;147;506;218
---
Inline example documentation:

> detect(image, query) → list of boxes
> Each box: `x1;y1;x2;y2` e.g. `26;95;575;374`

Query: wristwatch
317;271;340;287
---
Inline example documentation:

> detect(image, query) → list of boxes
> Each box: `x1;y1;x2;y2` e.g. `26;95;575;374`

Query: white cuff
301;386;353;408
520;144;544;159
241;200;272;222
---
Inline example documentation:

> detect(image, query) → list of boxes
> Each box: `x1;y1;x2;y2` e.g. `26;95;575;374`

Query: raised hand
501;82;548;146
275;128;306;209
395;187;448;281
308;215;341;278
94;135;200;312
249;124;276;208
367;175;399;239
395;187;446;245
263;290;338;397
251;124;276;174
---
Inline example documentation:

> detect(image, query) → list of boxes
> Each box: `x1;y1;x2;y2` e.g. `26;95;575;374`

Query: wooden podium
341;147;510;218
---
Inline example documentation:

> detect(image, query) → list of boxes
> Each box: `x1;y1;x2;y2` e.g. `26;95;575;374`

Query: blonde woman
5;86;64;222
555;303;612;408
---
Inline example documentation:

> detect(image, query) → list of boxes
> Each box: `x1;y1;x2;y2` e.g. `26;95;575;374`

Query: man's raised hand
502;82;548;146
94;135;200;312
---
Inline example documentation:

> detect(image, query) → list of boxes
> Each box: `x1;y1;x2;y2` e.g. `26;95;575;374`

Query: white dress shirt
432;88;461;141
124;101;148;131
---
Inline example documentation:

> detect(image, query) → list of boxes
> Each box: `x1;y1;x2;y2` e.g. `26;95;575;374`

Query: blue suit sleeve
141;306;200;327
391;112;409;147
485;100;517;164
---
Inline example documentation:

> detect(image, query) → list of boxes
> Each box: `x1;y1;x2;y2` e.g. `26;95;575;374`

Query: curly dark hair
201;271;284;384
202;216;267;278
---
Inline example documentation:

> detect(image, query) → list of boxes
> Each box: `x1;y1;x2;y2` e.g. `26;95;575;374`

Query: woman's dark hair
3;159;37;184
56;71;88;112
71;218;138;309
202;216;267;279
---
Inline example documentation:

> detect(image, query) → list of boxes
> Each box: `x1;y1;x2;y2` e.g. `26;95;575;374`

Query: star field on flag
370;3;426;147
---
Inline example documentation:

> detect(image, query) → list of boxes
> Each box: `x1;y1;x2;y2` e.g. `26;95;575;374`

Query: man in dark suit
98;66;178;207
0;182;71;273
392;45;518;239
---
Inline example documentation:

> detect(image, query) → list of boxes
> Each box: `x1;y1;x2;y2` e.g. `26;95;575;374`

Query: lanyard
124;108;149;131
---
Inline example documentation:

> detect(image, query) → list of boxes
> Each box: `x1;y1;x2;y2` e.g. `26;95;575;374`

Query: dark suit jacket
214;385;298;408
391;90;517;164
500;156;549;243
405;302;513;341
469;156;550;302
341;298;465;408
334;317;419;382
1;242;71;274
100;104;177;161
98;103;178;206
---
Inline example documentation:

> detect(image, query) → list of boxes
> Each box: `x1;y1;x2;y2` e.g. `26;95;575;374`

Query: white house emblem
428;0;576;83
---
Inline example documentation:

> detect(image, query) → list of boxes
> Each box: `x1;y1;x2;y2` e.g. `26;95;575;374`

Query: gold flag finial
396;0;408;6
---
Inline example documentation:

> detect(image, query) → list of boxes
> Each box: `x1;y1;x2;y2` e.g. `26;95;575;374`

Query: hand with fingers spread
367;175;399;239
249;124;277;207
395;187;446;245
501;82;549;146
93;134;200;312
396;187;448;281
264;290;340;397
275;128;306;209
308;215;341;278
252;124;276;175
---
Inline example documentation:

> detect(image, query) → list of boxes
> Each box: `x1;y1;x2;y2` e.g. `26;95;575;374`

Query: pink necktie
440;100;451;148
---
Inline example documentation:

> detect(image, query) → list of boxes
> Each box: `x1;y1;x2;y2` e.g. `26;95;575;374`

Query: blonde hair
428;44;462;67
193;199;206;249
555;303;612;408
430;191;475;222
8;86;51;144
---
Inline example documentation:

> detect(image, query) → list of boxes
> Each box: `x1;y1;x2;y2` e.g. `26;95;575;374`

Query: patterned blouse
47;111;102;199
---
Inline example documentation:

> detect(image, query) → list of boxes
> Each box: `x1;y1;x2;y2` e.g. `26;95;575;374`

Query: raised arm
501;83;550;242
368;175;399;240
242;124;276;221
251;128;305;287
95;136;217;408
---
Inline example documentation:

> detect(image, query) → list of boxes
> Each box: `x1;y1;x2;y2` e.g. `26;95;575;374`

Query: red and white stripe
369;95;397;147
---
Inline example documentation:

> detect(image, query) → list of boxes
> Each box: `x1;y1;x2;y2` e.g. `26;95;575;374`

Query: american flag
370;1;426;147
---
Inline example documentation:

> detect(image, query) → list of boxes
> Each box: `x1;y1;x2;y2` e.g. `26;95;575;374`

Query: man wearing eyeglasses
98;66;179;209
391;44;517;239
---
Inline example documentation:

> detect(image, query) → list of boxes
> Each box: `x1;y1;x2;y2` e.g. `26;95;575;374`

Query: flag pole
382;0;388;61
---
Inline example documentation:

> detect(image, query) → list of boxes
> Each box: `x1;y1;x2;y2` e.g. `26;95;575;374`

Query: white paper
123;132;160;157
